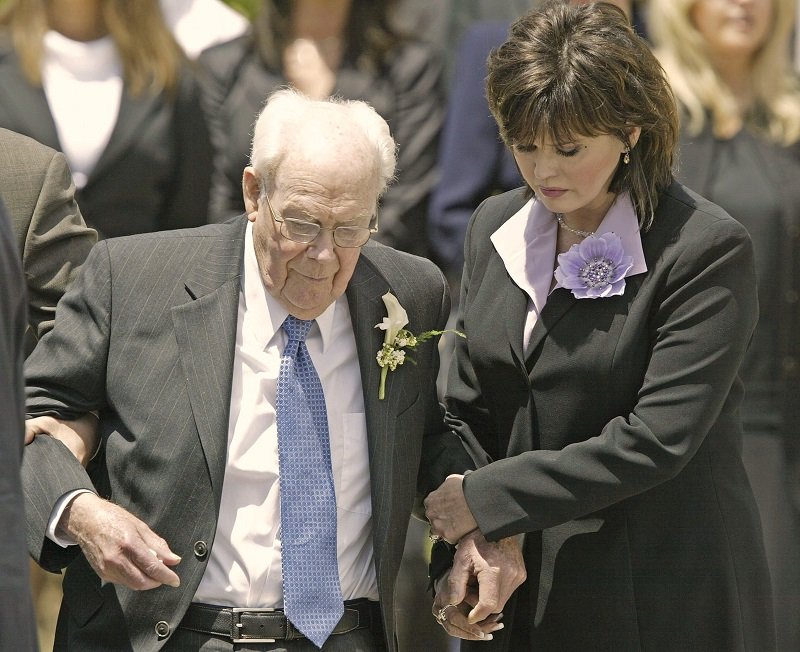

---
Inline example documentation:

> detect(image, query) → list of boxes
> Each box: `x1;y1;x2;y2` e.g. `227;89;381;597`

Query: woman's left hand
425;474;478;543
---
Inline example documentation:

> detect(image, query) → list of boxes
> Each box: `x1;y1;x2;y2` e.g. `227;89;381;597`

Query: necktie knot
282;315;313;343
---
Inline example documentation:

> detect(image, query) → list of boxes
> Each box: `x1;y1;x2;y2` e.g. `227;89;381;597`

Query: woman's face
690;0;773;61
511;131;636;221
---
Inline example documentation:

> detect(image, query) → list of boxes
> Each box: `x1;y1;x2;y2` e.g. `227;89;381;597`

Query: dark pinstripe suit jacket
22;216;463;651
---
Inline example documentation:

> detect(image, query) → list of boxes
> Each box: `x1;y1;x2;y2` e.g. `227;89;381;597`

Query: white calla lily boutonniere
375;292;464;400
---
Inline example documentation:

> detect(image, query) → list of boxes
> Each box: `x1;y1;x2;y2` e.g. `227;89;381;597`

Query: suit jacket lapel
525;289;577;371
171;218;246;496
346;250;418;578
87;87;160;185
0;59;61;149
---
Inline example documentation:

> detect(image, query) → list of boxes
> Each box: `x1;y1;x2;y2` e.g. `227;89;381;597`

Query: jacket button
785;289;799;304
783;356;798;375
154;621;170;638
193;540;208;559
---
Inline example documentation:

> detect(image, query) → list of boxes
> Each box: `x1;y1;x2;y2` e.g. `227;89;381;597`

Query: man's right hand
61;493;181;591
25;414;99;466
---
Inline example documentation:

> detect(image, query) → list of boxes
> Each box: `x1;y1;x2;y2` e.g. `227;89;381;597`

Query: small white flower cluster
375;329;417;371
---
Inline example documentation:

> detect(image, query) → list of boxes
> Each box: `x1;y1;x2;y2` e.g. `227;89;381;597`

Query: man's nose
306;228;338;261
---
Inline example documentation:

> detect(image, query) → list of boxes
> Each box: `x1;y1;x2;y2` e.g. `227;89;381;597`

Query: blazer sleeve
21;149;96;345
457;214;760;540
23;242;112;567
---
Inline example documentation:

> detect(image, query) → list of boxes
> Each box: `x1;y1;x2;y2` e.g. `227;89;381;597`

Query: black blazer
676;126;800;468
197;35;444;258
447;182;774;650
22;217;462;651
0;36;212;239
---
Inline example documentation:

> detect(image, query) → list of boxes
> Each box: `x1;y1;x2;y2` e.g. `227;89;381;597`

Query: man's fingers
446;553;474;606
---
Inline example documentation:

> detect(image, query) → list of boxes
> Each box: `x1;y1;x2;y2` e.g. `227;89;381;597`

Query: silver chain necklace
555;213;595;238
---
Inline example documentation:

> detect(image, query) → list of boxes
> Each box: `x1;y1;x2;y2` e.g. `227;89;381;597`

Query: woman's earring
623;146;631;165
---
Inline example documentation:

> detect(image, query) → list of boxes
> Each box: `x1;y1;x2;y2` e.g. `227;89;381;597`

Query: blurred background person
160;0;248;59
0;0;212;239
0;127;95;650
0;199;38;651
650;0;800;649
0;127;96;356
198;0;444;258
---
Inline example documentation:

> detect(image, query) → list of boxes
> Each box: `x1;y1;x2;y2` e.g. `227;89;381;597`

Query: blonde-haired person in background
0;0;213;239
650;0;800;649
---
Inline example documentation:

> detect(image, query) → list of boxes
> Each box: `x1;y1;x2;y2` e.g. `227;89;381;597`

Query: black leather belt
179;599;380;643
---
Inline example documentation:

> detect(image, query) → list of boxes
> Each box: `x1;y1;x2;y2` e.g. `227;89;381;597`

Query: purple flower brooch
554;232;633;299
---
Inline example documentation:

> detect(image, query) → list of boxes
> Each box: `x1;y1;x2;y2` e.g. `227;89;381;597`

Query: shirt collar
490;192;647;311
243;222;338;352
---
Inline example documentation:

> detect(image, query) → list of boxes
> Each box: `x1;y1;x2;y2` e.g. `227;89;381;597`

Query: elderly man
22;89;515;651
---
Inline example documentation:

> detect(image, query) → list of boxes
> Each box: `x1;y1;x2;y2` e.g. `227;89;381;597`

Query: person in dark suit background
20;88;516;651
0;126;96;649
424;3;774;649
0;200;38;651
649;0;800;648
0;0;212;239
0;128;96;356
198;0;444;258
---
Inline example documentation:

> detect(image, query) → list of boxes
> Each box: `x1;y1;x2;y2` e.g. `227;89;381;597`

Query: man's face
243;156;377;321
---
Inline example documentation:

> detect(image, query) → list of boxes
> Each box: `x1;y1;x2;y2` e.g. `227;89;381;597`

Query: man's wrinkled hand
431;571;504;641
25;414;99;466
424;474;478;543
447;530;526;625
61;493;181;591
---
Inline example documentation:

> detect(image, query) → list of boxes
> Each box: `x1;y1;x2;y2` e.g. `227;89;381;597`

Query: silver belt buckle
231;607;277;643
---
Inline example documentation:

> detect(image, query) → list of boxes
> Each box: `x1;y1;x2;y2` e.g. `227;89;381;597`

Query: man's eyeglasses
264;190;377;248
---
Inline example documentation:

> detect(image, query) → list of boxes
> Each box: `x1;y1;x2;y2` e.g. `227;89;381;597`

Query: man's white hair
250;88;397;198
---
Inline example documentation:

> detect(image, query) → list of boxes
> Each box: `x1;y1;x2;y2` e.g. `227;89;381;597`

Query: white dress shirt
193;223;378;606
41;31;123;189
491;192;648;351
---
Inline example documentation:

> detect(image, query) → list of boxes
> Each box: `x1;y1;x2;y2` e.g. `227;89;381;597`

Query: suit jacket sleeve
452;204;759;540
21;149;96;344
23;241;111;568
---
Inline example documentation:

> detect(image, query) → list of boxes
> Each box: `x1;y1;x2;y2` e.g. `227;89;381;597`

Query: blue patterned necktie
277;315;343;648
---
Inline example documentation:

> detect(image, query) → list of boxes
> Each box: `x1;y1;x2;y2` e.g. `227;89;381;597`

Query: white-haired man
21;89;517;651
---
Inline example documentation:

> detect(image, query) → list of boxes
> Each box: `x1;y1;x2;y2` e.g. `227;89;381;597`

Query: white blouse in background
41;30;123;189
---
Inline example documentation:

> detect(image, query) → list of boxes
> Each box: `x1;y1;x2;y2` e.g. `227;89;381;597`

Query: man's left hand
445;530;527;624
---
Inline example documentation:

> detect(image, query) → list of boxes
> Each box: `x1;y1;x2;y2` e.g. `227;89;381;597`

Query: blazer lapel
171;218;246;495
0;59;61;149
87;87;160;185
345;251;418;577
525;289;577;372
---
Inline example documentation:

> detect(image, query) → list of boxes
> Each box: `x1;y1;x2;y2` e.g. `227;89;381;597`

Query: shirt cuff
47;489;95;547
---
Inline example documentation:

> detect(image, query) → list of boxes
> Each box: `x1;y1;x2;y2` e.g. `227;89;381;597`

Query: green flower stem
379;366;388;400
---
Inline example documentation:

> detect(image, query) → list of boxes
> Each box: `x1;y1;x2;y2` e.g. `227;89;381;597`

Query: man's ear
242;167;261;218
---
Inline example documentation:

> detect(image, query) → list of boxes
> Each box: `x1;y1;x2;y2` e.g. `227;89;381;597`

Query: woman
423;2;775;649
649;0;800;648
0;0;212;239
198;0;444;257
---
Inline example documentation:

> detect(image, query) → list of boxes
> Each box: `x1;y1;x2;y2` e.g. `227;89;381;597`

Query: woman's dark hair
253;0;403;73
486;1;679;228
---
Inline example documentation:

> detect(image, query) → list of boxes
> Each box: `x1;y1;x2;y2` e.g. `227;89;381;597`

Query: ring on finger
435;603;457;625
429;529;443;543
